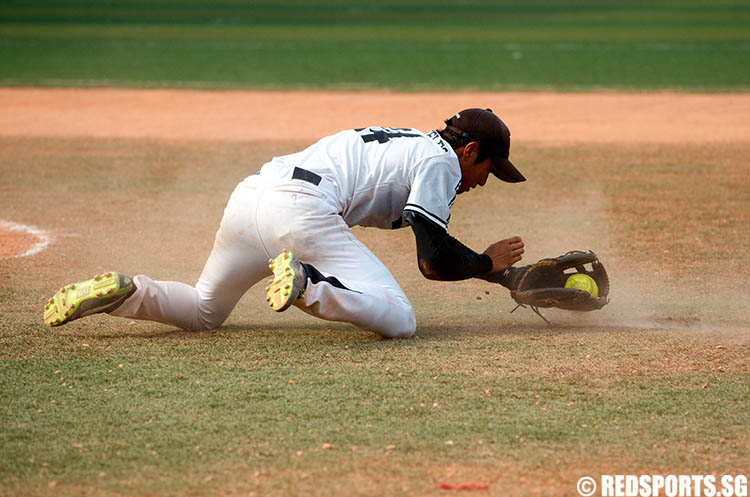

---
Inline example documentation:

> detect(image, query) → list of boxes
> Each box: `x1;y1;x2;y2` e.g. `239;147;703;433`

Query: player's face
457;148;494;194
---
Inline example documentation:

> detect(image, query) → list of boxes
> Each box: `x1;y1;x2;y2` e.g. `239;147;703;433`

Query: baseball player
44;108;526;338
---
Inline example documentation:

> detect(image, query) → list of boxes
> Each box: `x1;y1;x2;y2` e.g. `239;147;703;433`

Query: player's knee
385;324;416;339
378;309;416;339
190;291;236;331
193;308;229;331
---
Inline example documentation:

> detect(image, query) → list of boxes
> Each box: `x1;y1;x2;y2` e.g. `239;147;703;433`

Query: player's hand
484;236;524;273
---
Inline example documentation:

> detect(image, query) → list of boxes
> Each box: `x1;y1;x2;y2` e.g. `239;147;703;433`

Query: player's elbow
418;258;446;281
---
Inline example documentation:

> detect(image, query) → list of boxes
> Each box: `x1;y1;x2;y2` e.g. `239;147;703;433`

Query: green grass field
1;0;749;89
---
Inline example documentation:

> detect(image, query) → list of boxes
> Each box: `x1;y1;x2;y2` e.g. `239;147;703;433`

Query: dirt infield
0;220;52;259
0;227;39;258
3;88;749;334
2;88;749;144
2;89;749;292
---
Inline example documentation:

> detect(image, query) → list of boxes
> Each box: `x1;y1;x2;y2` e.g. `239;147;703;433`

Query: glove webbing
510;303;551;325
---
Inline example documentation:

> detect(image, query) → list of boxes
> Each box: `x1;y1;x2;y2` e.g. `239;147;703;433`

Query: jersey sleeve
403;156;461;230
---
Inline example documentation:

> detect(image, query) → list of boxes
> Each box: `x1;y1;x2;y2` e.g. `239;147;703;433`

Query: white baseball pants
111;173;416;338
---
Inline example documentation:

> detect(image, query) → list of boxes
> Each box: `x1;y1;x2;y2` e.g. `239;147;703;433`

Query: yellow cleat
43;272;135;327
265;249;307;312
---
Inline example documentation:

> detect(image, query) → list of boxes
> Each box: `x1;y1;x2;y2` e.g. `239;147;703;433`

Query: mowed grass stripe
1;0;748;26
1;38;747;90
2;22;750;42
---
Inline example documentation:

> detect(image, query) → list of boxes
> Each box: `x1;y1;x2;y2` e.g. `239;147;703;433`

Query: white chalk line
0;220;53;259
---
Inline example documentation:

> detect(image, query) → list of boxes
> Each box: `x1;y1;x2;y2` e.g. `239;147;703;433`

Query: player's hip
218;176;343;257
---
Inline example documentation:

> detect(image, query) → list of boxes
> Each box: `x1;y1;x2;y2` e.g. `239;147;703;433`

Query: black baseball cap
444;108;525;183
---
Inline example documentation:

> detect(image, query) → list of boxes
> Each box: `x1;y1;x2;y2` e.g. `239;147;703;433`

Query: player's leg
299;246;416;338
258;188;416;338
110;178;270;330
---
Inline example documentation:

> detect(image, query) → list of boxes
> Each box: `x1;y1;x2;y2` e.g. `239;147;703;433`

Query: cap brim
491;157;526;183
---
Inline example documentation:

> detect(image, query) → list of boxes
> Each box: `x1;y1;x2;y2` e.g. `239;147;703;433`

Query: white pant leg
109;275;204;329
257;186;416;338
112;175;415;337
112;178;271;330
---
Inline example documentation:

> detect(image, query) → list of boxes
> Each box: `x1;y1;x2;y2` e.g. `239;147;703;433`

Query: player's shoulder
398;128;454;158
423;129;453;156
334;127;458;173
389;128;457;166
343;127;450;152
416;130;460;172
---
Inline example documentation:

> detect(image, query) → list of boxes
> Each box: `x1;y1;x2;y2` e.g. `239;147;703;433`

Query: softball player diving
44;108;526;338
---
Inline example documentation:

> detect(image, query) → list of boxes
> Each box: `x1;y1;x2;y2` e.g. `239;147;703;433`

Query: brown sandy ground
2;88;749;326
0;229;39;258
0;89;748;497
2;88;750;144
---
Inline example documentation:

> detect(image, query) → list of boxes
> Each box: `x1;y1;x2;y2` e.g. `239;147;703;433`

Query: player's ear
464;141;480;160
